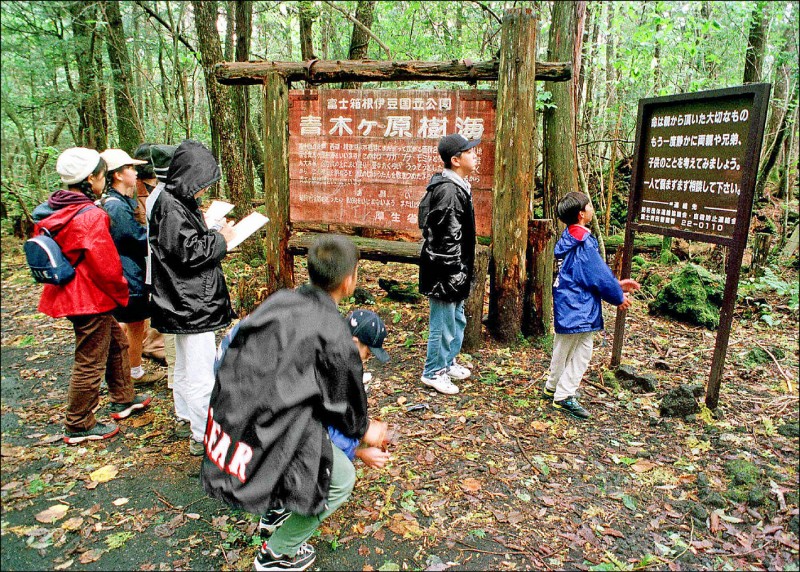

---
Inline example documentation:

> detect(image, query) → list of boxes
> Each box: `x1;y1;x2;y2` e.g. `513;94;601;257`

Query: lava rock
778;421;799;438
659;385;701;418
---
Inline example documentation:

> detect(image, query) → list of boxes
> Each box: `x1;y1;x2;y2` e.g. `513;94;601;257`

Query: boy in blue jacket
546;192;640;420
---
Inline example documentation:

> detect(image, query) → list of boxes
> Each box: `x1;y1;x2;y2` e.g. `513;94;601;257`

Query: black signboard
612;84;771;409
628;84;771;246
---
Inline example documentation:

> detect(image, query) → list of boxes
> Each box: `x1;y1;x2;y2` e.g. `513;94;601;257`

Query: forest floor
1;233;798;572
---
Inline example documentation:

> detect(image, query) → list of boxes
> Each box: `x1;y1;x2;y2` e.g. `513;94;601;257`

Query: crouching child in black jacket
201;235;391;571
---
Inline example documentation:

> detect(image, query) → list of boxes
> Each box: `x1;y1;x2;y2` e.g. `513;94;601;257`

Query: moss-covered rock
602;369;622;392
777;421;799;438
747;486;769;507
702;491;728;508
726;459;760;486
377;278;423;303
659;384;701;418
648;264;724;329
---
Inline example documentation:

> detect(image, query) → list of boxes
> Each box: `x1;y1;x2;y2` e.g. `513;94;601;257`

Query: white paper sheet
204;200;235;227
226;212;269;251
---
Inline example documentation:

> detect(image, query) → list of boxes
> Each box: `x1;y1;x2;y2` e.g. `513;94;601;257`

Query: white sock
131;365;144;379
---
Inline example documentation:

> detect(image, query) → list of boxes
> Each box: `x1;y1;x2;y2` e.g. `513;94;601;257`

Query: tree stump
750;233;772;277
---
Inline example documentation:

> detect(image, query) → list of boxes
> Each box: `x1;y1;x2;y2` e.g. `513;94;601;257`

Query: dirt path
2;235;798;571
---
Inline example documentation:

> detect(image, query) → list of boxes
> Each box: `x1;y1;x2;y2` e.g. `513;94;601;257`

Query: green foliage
105;531;134;550
738;267;800;326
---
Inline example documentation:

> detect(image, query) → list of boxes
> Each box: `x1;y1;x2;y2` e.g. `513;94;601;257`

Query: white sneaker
447;363;471;380
421;371;460;395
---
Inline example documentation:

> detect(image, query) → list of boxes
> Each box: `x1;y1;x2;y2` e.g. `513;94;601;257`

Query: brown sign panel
629;84;771;246
288;89;495;237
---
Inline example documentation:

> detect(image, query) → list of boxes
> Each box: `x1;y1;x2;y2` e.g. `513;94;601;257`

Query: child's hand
355;446;391;469
618;293;632;311
362;420;388;447
217;222;236;243
619;278;641;293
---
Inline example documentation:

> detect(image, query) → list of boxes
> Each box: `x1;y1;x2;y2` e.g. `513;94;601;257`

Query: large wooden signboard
288;89;496;237
613;84;771;409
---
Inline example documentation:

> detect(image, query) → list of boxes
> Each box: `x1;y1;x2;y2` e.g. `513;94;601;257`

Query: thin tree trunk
69;1;107;149
298;0;316;60
102;0;144;151
743;1;769;84
341;1;376;89
757;18;797;198
192;0;251;206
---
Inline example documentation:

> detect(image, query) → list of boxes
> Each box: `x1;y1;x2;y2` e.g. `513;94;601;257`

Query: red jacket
36;202;129;318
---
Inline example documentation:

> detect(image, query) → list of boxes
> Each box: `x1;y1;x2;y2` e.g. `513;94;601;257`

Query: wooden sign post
611;84;771;409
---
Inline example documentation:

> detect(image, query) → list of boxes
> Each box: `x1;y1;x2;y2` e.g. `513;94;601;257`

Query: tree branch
133;0;198;58
469;0;502;25
320;0;391;59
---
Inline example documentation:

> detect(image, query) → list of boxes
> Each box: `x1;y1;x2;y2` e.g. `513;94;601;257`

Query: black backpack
24;205;93;285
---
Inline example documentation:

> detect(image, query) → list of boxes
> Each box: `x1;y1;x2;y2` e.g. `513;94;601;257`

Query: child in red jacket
33;147;152;444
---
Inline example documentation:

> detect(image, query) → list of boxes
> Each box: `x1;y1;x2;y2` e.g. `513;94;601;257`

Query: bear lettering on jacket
203;407;253;483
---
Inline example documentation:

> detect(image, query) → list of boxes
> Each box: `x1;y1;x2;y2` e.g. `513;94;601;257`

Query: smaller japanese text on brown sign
633;90;763;242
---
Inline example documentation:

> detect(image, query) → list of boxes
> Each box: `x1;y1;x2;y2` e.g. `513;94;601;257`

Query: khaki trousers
546;331;594;402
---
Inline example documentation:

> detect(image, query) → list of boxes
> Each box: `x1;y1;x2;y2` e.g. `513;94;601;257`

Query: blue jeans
423;297;466;378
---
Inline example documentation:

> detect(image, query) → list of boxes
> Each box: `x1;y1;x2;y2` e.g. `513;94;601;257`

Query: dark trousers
66;313;133;432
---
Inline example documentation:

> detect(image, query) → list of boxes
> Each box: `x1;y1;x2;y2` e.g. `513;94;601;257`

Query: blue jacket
553;226;624;334
327;426;358;460
102;189;148;299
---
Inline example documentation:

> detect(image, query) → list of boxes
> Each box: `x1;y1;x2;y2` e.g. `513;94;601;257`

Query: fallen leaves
89;465;118;484
460;478;481;493
35;504;69;524
630;459;656;473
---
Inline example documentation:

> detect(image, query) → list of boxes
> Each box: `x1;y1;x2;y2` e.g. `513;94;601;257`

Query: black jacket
200;284;369;516
148;140;234;333
418;173;476;302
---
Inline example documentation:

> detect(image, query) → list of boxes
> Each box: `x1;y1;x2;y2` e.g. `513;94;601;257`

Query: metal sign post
611;84;771;409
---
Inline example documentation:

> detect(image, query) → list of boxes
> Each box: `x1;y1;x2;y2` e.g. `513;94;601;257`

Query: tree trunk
298;0;316;60
192;0;251;207
537;1;585;337
341;0;376;89
523;220;555;336
101;1;144;151
743;2;769;84
757;18;797;199
69;1;107;150
263;73;294;294
488;8;538;343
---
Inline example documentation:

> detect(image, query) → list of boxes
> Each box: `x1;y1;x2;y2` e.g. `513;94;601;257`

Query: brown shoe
132;370;165;385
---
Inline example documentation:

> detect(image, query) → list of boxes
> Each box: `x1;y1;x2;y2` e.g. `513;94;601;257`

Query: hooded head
164;140;221;202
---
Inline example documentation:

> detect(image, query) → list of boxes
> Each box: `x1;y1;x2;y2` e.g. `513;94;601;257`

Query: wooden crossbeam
215;59;571;85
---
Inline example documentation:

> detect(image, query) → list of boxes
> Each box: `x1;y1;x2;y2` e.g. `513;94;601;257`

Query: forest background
1;0;797;262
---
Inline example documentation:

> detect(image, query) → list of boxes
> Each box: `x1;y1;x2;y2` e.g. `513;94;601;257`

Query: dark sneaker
259;508;293;538
541;385;555;400
553;396;591;420
175;419;191;438
188;438;204;456
254;541;315;571
63;422;119;445
109;394;152;420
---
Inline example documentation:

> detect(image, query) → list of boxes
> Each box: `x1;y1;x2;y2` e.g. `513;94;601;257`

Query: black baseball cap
438;133;481;163
347;310;389;363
